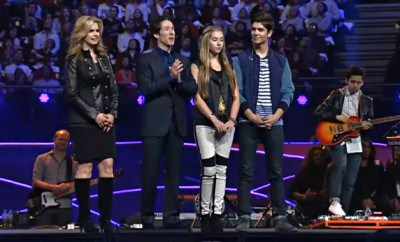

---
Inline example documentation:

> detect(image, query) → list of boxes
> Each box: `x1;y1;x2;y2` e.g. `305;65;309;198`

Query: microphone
249;49;254;61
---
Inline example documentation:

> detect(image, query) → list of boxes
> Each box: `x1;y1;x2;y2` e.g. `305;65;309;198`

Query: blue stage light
190;98;195;106
39;93;50;103
297;95;308;106
137;95;145;106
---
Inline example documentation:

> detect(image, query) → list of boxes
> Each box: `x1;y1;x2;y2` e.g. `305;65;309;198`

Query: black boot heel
80;221;99;233
211;214;223;234
100;220;116;233
200;215;211;234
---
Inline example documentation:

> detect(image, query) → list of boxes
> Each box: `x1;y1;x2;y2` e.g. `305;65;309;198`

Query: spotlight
39;93;50;103
297;95;308;106
137;95;145;106
190;98;195;106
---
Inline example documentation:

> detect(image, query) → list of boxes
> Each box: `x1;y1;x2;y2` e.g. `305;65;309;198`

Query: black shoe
163;221;186;229
273;216;298;233
80;221;100;233
200;215;211;234
100;220;116;233
210;214;223;234
142;223;155;229
235;215;250;231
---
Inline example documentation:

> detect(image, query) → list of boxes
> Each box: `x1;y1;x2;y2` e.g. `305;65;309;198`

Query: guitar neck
371;115;400;125
54;178;100;199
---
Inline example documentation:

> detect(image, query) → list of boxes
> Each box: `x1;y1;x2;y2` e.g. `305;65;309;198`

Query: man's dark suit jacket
137;49;198;137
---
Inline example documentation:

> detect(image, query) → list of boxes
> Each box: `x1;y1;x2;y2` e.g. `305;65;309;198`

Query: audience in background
291;146;331;219
115;54;137;86
380;146;400;215
349;140;384;215
0;0;348;94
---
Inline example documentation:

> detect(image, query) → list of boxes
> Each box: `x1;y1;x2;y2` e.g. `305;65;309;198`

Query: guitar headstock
113;168;124;179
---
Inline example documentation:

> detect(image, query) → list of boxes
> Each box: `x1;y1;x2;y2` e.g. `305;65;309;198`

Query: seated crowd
290;143;400;221
0;0;351;90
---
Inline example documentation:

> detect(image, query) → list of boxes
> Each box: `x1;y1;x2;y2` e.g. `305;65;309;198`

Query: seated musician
31;130;78;226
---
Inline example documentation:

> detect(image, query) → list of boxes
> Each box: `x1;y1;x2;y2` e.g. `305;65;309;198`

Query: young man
314;66;374;216
232;13;297;233
31;130;77;226
137;16;198;229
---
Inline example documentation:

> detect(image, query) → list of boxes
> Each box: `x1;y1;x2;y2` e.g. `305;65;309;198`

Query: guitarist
31;130;77;226
314;66;374;216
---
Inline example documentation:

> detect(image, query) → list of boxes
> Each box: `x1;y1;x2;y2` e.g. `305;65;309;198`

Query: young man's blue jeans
237;123;286;217
329;145;362;213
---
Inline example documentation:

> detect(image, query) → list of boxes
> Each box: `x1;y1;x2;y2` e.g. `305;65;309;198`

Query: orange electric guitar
316;115;400;147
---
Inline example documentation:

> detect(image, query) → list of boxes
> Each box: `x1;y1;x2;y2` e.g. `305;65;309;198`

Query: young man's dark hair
346;66;365;79
149;15;173;41
250;12;275;31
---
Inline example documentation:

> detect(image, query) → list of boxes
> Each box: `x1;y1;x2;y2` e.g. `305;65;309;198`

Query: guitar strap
66;156;73;182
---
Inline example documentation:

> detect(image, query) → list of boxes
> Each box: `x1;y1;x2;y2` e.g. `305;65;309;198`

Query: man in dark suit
137;16;198;229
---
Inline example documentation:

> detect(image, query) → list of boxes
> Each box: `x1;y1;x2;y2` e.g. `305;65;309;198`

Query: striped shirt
256;58;283;126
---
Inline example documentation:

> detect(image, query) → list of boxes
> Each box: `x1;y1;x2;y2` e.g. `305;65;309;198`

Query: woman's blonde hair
67;16;108;59
198;26;236;100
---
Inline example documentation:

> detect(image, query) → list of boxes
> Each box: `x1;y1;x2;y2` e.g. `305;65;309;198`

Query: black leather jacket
66;50;118;127
314;87;374;122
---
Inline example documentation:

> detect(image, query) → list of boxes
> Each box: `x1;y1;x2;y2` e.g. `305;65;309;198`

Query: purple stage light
297;95;308;106
137;95;145;106
250;191;269;199
190;98;196;106
0;177;32;189
1;176;293;227
5;140;386;148
39;93;50;103
251;175;296;192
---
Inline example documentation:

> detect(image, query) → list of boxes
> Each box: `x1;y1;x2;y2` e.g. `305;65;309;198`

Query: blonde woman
191;26;240;234
66;16;118;233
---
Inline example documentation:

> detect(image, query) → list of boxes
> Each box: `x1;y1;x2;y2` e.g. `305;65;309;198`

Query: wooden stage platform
1;227;399;242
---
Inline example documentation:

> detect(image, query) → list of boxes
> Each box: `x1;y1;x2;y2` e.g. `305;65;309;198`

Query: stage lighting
39;93;50;103
190;98;195;106
137;95;145;106
297;95;308;106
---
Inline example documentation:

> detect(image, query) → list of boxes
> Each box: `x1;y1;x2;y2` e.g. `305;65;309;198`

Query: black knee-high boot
98;178;114;233
75;178;99;233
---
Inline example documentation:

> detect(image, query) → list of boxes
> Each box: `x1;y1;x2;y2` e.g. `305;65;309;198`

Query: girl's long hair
67;16;108;59
198;26;236;100
301;146;330;172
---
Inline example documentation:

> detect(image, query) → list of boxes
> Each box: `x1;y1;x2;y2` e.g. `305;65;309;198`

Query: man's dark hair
150;15;173;41
250;12;275;31
317;2;328;14
110;5;119;14
346;66;365;79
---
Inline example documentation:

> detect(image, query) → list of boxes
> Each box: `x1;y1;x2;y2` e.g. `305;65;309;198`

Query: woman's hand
96;113;114;132
95;113;109;129
211;115;225;133
224;120;235;132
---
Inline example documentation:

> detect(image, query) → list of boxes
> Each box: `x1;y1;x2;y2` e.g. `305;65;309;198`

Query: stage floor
1;228;399;242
